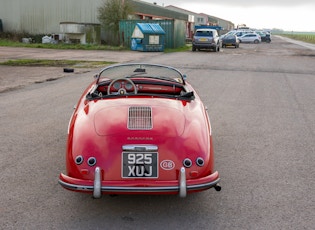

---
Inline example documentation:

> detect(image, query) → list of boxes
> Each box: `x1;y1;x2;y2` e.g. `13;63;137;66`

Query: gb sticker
160;160;175;170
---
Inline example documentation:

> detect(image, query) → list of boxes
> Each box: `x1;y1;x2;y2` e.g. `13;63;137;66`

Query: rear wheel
192;46;196;51
254;39;259;44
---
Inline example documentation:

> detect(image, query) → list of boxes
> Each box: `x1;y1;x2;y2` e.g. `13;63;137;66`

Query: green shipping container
120;19;186;49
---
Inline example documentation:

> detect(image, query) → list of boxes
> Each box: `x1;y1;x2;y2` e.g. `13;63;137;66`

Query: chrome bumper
59;167;221;199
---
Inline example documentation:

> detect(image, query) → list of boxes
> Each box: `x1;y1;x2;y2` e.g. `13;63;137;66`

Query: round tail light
196;157;205;167
75;155;84;165
183;158;192;168
87;157;97;166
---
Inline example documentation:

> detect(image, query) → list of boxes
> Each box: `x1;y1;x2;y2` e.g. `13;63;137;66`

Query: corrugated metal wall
172;20;186;48
120;19;186;49
0;0;233;39
0;0;103;34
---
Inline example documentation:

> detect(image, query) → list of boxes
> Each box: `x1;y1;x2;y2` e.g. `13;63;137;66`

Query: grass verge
0;38;127;50
0;59;116;68
0;38;191;52
276;33;315;44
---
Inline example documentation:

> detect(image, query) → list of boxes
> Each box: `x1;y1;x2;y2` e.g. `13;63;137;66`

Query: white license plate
122;152;158;178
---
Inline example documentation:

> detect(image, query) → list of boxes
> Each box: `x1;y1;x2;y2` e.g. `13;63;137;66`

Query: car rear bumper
223;43;236;46
59;167;220;198
192;43;217;49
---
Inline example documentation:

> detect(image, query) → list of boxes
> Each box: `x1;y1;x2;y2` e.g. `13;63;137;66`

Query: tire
192;46;196;52
213;44;220;52
254;39;259;44
64;68;74;73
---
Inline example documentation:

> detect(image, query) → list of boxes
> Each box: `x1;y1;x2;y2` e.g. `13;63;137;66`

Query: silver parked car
192;29;221;52
238;33;261;43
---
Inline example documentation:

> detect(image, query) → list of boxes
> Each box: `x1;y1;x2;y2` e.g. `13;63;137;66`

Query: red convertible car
58;63;221;198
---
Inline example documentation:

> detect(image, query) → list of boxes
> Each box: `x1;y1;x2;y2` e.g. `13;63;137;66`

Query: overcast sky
141;0;315;31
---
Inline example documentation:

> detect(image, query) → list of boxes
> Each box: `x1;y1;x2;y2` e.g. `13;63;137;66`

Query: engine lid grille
128;106;152;130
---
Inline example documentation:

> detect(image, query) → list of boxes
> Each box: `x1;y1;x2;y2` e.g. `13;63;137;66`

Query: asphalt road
0;36;315;230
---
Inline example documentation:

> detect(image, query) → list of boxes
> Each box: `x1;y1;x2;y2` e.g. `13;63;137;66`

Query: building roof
131;0;188;20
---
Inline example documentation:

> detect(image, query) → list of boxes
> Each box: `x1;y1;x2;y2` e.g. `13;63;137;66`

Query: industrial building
0;0;234;47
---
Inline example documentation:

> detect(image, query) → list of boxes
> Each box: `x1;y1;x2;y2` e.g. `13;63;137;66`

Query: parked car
233;30;253;38
220;30;237;39
58;63;221;198
192;28;221;52
263;33;271;43
221;34;240;48
255;31;271;43
238;33;261;43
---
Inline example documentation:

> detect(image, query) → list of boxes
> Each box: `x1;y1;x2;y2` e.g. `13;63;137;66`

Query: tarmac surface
1;36;315;229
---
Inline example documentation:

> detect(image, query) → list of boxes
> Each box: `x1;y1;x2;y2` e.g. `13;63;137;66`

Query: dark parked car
256;31;271;43
221;34;240;48
263;33;271;43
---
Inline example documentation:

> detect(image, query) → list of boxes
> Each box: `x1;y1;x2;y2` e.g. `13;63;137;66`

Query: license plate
122;152;158;178
199;38;208;41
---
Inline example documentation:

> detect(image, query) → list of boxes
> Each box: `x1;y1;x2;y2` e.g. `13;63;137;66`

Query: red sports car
58;63;221;198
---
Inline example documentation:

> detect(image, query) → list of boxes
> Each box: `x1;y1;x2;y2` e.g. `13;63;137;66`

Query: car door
241;34;250;42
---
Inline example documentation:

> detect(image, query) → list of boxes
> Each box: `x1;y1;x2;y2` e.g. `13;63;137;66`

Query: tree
98;0;134;45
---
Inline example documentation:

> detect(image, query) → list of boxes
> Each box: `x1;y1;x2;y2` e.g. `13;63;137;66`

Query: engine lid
94;105;186;137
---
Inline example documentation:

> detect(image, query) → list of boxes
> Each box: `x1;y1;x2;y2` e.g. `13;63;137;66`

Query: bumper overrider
59;167;221;198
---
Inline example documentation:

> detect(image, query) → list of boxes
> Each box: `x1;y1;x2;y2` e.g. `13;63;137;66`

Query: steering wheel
107;78;137;95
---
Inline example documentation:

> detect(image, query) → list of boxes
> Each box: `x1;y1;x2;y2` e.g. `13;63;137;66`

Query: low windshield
97;63;185;85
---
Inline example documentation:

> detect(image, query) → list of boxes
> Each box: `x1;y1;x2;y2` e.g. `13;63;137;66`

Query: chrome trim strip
122;144;158;152
93;167;101;198
58;178;220;194
179;167;187;198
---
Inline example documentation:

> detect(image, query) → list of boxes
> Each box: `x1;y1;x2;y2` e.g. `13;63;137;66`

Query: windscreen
97;63;185;85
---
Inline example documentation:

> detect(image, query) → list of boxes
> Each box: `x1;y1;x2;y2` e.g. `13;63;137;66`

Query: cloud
141;0;315;31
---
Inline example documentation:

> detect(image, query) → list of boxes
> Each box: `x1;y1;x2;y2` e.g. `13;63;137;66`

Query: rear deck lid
94;105;186;137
